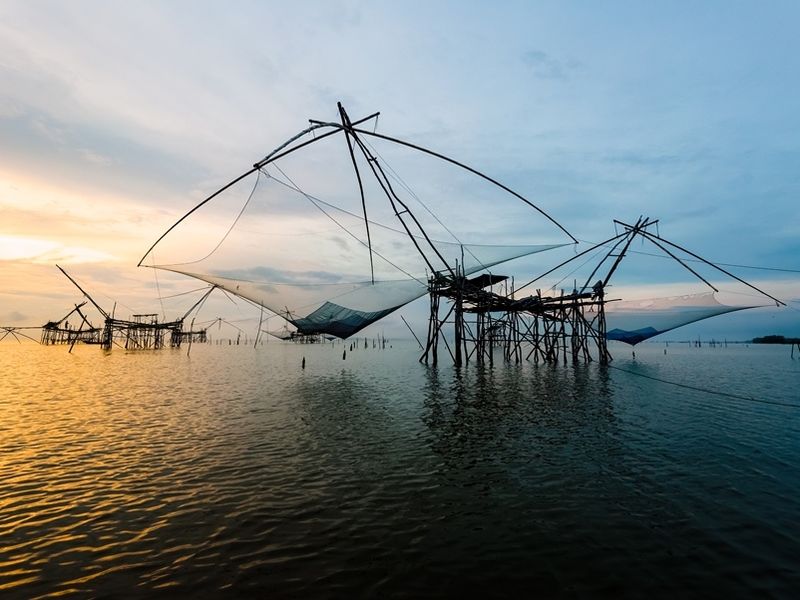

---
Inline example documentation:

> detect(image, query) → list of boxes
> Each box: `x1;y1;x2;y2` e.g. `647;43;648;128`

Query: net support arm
56;265;109;319
514;229;630;295
338;103;375;284
639;230;786;306
348;126;578;244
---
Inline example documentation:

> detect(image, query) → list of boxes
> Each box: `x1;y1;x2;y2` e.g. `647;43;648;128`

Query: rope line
268;164;427;284
609;364;800;409
159;286;215;300
152;253;166;320
363;136;513;276
578;238;800;274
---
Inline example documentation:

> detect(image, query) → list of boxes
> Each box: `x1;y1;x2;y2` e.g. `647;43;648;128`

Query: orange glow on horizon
0;235;116;264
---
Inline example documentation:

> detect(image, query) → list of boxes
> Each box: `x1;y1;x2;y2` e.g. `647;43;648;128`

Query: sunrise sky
1;1;799;339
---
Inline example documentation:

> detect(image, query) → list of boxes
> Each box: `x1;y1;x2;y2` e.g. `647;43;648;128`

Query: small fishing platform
49;265;213;352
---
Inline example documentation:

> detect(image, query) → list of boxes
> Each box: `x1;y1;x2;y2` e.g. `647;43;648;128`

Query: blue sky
1;1;798;339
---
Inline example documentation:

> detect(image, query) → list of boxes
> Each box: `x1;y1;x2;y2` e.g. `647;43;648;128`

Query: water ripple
0;342;798;597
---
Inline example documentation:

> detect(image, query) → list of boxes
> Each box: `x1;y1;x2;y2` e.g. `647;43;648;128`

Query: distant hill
752;335;800;344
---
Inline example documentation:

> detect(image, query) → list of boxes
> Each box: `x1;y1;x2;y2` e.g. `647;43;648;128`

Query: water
1;340;799;598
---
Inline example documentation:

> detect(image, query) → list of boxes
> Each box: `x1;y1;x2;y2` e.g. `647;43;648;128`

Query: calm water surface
1;340;799;598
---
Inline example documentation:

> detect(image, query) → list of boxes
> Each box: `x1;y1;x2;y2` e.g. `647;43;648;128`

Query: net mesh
604;292;757;345
148;127;567;338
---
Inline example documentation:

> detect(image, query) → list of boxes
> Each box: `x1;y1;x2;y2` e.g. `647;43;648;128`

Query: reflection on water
422;363;617;468
0;342;799;598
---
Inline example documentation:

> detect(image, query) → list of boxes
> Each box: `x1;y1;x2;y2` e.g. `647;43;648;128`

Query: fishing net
144;120;569;338
604;292;757;345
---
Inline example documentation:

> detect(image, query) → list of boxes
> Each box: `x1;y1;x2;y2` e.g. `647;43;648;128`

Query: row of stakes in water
301;336;391;368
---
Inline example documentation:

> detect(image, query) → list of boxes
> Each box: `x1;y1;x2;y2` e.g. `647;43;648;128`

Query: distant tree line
752;335;800;344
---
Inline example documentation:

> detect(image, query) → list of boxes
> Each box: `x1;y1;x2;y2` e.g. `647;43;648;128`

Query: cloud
0;234;117;264
1;310;28;323
215;265;346;285
78;148;113;166
0;110;209;206
521;50;579;80
30;116;68;144
327;235;350;253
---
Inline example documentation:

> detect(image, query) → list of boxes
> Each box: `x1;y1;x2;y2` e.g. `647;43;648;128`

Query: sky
1;0;799;341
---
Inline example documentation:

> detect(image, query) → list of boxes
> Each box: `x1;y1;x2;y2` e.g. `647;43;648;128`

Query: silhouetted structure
55;265;213;351
422;217;784;367
422;266;609;367
40;302;102;346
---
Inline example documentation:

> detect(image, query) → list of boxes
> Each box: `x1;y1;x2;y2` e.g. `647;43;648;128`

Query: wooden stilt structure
52;265;214;352
421;216;786;367
40;302;102;345
421;268;611;367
